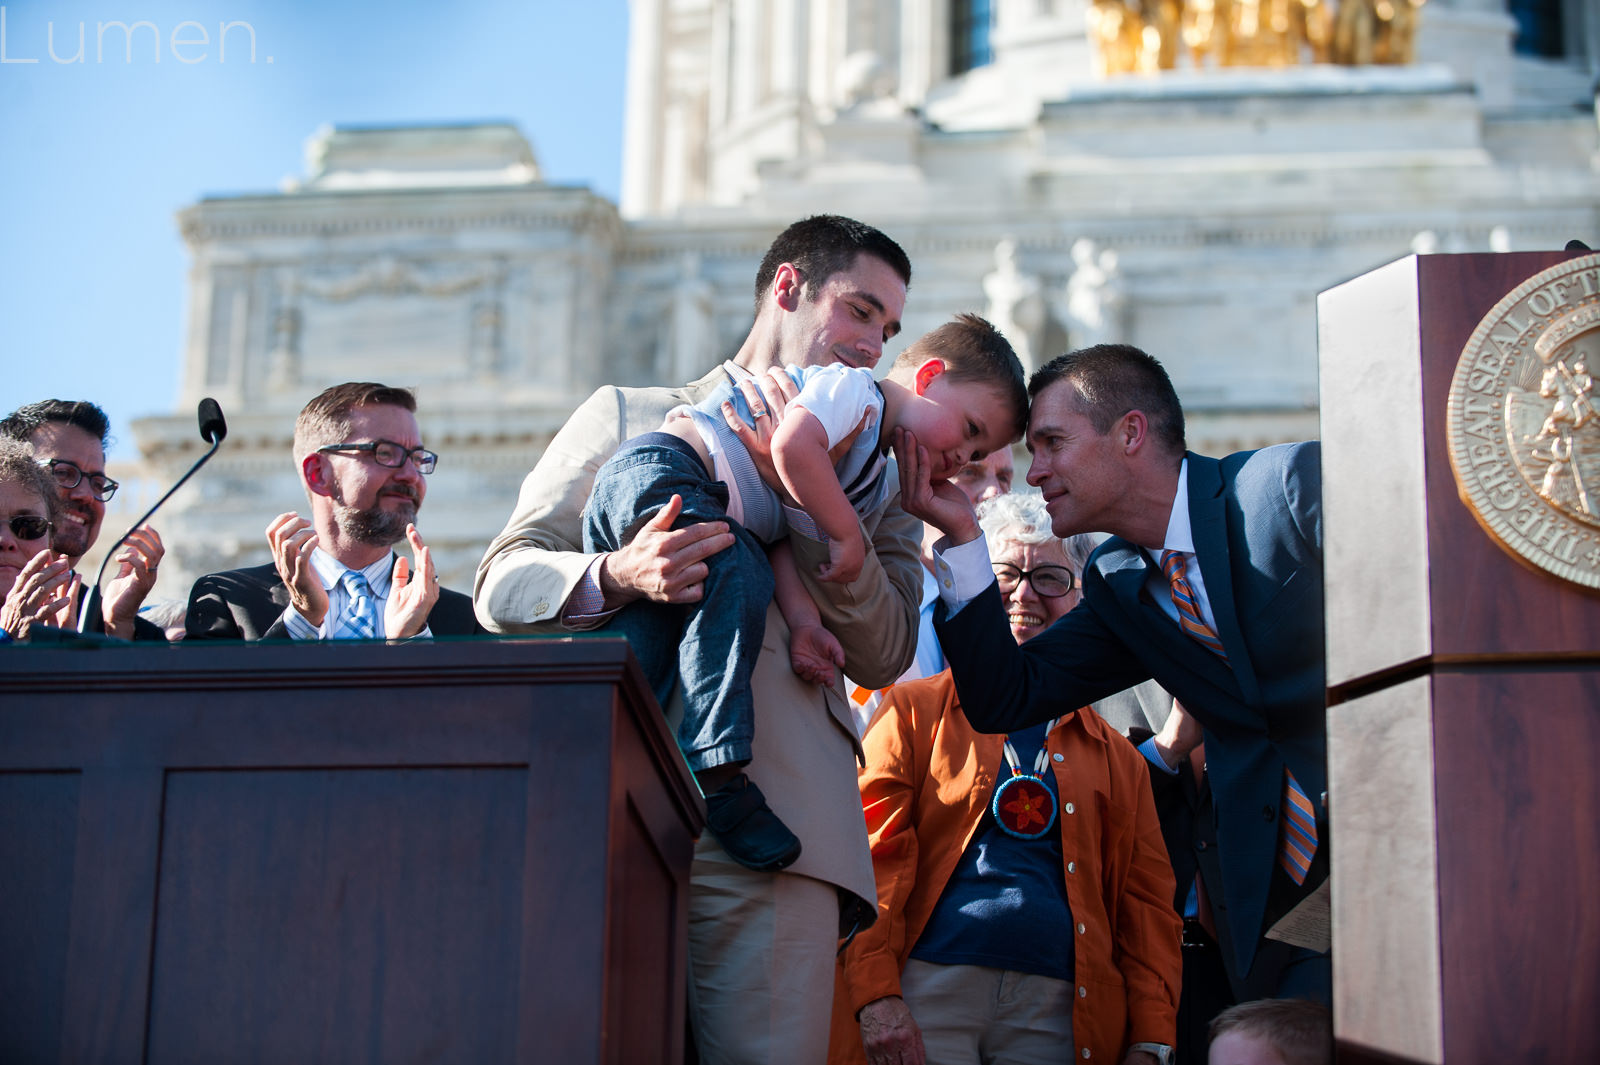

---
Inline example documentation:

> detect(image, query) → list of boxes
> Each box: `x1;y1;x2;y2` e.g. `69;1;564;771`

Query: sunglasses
4;514;52;542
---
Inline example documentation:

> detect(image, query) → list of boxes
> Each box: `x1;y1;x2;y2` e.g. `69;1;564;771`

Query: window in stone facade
950;0;994;75
1509;0;1564;57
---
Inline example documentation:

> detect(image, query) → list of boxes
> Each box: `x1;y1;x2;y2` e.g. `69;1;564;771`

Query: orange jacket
830;671;1181;1064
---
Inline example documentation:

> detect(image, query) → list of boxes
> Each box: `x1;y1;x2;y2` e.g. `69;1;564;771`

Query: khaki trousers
899;958;1075;1064
687;834;841;1065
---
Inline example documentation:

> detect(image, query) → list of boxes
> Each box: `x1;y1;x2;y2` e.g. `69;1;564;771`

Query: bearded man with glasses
184;381;481;641
0;399;167;640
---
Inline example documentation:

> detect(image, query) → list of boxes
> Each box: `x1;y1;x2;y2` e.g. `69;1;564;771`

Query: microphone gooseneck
76;398;229;634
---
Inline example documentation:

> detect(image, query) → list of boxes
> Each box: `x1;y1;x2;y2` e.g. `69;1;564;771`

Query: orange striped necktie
1160;549;1318;883
1160;549;1227;658
1279;768;1318;885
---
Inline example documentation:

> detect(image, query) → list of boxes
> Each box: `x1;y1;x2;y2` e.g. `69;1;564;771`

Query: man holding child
476;215;940;1064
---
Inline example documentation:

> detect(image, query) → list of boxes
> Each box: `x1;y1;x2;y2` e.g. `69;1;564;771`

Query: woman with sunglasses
0;437;76;642
830;492;1181;1065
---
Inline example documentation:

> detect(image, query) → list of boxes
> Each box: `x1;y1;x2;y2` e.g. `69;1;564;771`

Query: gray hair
976;492;1098;574
0;435;58;527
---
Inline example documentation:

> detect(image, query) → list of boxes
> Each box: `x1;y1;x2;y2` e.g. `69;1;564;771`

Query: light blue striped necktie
334;570;378;640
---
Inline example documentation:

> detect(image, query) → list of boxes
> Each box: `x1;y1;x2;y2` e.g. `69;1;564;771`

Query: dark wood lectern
1318;251;1599;1065
0;637;704;1064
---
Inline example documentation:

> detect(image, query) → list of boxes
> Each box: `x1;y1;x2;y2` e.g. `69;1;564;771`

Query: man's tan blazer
475;365;924;924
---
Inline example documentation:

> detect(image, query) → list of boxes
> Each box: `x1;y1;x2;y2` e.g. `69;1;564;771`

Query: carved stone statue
1059;238;1127;349
267;275;301;390
983;238;1048;375
835;51;899;117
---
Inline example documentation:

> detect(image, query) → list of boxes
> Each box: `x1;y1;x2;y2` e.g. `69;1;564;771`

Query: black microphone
77;398;229;635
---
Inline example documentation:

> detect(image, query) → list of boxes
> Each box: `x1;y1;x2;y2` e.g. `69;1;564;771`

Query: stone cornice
179;186;623;247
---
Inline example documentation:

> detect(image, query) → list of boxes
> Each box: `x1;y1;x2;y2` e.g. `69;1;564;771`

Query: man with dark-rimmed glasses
0;398;167;640
184;381;480;641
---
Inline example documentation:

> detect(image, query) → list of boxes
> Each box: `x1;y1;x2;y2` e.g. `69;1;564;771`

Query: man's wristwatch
1128;1043;1174;1065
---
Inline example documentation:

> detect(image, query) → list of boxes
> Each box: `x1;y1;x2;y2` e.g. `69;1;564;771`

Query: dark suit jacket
184;560;483;641
937;443;1324;979
79;595;168;642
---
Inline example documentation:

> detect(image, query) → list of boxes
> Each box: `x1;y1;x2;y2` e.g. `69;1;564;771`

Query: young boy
583;314;1027;870
1208;999;1332;1065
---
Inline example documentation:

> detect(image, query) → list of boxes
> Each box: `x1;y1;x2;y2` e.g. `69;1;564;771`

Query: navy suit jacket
184;560;483;641
937;443;1325;977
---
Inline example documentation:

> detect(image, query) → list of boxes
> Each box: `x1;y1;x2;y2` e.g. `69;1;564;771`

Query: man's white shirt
282;547;431;640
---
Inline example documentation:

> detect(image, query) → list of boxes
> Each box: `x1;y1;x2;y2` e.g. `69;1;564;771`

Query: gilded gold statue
1089;0;1421;74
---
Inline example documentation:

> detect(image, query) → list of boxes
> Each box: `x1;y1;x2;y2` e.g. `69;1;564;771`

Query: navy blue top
909;718;1075;981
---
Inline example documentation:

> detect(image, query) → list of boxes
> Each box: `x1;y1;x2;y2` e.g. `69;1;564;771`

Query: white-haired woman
829;492;1181;1065
0;437;75;642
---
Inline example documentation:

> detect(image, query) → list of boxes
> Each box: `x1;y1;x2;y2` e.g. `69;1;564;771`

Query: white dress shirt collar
1156;457;1193;556
309;547;393;596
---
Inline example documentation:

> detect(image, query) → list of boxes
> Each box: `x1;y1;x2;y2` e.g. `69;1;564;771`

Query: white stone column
731;0;766;117
708;0;732;133
622;0;667;217
808;0;846;112
770;0;808;97
898;0;936;105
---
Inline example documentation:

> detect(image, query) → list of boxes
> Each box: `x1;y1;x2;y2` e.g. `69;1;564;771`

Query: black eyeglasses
317;440;438;475
993;562;1075;598
43;459;119;501
3;514;53;542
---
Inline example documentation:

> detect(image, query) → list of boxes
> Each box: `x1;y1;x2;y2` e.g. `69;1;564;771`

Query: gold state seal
1447;254;1600;588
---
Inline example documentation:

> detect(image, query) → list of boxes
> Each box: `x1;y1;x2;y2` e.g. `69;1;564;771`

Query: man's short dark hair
293;382;418;463
0;436;60;527
753;215;912;316
895;313;1029;443
1029;343;1186;456
0;399;112;450
1209;998;1332;1065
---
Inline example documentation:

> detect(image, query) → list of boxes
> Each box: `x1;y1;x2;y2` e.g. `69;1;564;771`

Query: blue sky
1;0;628;459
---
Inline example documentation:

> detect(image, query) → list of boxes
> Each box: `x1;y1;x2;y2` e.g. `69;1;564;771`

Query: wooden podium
1318;251;1600;1064
0;637;704;1064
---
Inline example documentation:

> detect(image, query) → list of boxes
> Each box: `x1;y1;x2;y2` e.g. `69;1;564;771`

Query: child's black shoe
703;773;802;871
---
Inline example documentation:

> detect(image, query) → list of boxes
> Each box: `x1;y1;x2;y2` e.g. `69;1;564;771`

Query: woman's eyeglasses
992;563;1075;598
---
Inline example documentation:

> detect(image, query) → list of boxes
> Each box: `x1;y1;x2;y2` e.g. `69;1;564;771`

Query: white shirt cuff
932;533;994;615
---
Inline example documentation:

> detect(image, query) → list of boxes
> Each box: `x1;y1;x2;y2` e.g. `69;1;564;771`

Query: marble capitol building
130;0;1599;594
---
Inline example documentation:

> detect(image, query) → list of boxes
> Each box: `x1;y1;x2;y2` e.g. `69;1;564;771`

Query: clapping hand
385;523;439;639
101;524;164;639
267;512;327;626
1;551;76;639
